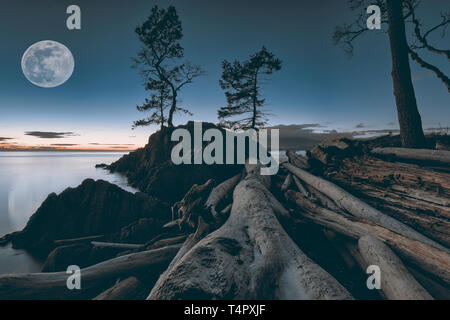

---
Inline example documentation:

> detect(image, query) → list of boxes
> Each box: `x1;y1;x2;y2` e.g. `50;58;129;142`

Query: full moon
21;40;74;88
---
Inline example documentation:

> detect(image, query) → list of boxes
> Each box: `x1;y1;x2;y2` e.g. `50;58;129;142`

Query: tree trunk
167;91;177;127
251;73;258;129
148;164;353;300
386;0;426;148
160;93;165;130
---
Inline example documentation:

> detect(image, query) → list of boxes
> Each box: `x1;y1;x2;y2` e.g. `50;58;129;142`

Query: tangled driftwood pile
0;134;449;300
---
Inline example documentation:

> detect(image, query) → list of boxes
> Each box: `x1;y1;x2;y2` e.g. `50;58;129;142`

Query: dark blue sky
0;0;448;149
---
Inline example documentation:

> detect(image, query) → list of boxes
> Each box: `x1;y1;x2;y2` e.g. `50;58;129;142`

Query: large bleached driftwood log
283;163;447;251
0;244;181;299
371;147;450;165
286;191;450;284
148;164;353;300
204;173;241;219
358;235;433;300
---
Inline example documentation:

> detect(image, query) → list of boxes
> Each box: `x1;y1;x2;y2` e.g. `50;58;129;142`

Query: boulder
4;179;170;255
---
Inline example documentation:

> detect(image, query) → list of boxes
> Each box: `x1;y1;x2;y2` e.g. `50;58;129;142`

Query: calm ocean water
0;151;136;274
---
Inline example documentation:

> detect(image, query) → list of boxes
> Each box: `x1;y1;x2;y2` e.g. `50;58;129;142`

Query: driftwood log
292;175;309;197
358;235;433;300
165;217;212;270
287;150;309;169
220;203;232;216
283;163;447;251
0;244;181;299
146;235;188;250
91;242;144;250
54;235;104;246
204;173;241;219
408;267;450;300
316;155;450;247
172;179;216;228
280;173;293;191
93;276;144;300
286;191;450;284
148;164;353;300
307;184;344;213
322;230;357;270
371;147;450;165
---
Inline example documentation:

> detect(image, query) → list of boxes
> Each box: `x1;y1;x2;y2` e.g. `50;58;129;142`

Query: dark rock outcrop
3;179;170;255
107;121;243;204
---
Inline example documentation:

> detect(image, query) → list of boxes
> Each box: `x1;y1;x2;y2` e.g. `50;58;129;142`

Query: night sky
0;0;448;150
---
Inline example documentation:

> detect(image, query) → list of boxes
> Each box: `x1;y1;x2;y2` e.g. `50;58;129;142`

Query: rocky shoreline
0;122;449;299
0;121;242;273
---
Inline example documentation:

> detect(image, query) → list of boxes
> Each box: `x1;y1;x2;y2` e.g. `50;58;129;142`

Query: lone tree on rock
334;0;449;148
218;47;282;130
133;5;204;128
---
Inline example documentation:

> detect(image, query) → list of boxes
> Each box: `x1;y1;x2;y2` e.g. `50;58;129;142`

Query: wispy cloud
0;137;14;141
50;143;79;146
109;146;133;149
24;131;78;139
88;143;135;146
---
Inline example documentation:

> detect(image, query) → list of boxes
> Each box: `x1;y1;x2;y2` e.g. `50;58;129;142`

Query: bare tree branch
408;48;450;92
404;1;450;60
333;0;390;56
